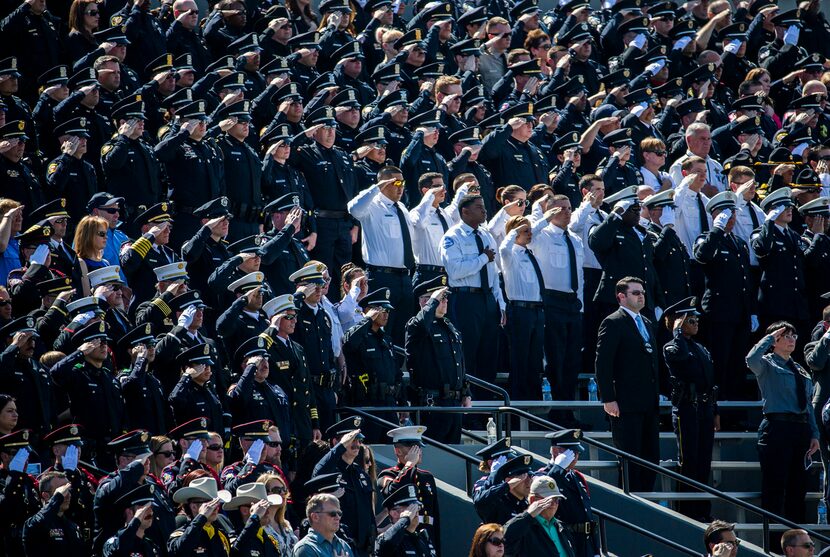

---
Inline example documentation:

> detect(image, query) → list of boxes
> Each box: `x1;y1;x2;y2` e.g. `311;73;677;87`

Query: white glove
61;444;79;471
660;206;676;227
602;0;616;8
783;25;800;46
244;439;264;464
177;305;198;328
713;208;731;230
630;102;649;117
629;33;647;50
349;280;362;300
673;36;692;51
75;311;96;326
723;39;742;55
9;448;29;472
553;449;576;469
184;439;203;461
654;306;663;321
491;455;508;472
30;244;50;266
645;60;666;75
765;205;786;222
614;199;636;213
750;315;760;333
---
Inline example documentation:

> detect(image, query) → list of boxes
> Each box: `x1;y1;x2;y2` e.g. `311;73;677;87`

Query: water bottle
819;499;827;525
542;378;553;401
587;378;599;401
486;418;497;445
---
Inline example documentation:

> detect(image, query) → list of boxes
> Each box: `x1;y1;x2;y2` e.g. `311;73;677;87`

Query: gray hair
685;123;710;138
306;493;339;518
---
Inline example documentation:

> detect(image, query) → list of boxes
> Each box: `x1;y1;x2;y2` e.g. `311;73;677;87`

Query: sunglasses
53;217;69;224
317;510;343;517
268;486;287;495
488;537;505;546
107;284;122;291
281;314;297;320
649;150;667;156
788;543;815;549
265;441;281;448
100;207;120;214
514;199;528;207
96;231;107;238
154;450;175;458
206;444;223;451
685;318;699;325
0;300;11;307
86;9;99;15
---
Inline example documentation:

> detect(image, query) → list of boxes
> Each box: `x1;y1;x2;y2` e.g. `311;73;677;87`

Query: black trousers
411;266;444;288
672;401;715;519
312;217;353;300
422;397;462;444
366;268;414;350
543;295;583;404
610;411;660;492
506;303;545;400
757;418;811;524
313;385;337;433
448;290;500;386
581;268;603;373
705;318;752;401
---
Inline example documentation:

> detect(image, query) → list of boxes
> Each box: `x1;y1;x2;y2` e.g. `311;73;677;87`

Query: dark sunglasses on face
281;314;297;320
264;441;281;448
268;486;287;494
488;537;505;546
649;150;667;156
53;217;69;224
155;450;175;458
317;510;343;517
86;10;99;15
101;207;120;214
0;300;11;307
514;199;528;207
96;231;107;238
206;444;223;451
685;318;699;325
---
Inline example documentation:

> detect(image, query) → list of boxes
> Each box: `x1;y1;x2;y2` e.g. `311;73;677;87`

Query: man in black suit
594;276;660;492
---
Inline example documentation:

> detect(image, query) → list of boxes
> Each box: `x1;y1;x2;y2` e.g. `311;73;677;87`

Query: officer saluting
405;277;468;443
0;429;41;557
540;430;599;557
375;484;437;557
473;454;533;525
182;197;233;299
477;103;549;190
259;193;310;296
120;203;180;308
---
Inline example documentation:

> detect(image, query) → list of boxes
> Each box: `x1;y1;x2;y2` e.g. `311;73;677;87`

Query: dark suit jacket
595;307;659;414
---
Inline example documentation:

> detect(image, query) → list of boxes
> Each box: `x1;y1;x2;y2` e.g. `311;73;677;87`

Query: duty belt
415;264;445;273
312;370;337;388
510;300;543;309
367;265;410;275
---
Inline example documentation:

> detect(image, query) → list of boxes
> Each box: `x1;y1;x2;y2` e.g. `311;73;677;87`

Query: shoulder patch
442;236;454;249
101;144;113;156
47;162;58;175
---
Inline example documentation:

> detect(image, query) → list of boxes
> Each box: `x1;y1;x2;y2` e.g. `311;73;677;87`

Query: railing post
466;462;472;497
621;458;630;495
494;409;502;438
763;516;770;553
598;516;608;555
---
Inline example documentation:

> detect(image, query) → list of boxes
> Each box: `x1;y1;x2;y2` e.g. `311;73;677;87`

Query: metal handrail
502;405;830;552
467;374;511;406
593;507;702;557
343;407;482;496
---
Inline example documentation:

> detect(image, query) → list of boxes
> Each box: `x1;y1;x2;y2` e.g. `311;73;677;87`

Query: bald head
803;80;827;97
173;0;198;28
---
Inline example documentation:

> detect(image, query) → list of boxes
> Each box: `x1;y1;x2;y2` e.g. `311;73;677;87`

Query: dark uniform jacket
118;353;170;435
291;302;338;387
0;344;52;435
120;235;180;308
803;230;830;321
648;223;691;307
664;327;717;401
21;491;86;557
404;297;467;401
168;375;224;434
374;517;437;557
216;297;268;355
693;227;754;323
0;468;41;557
595;308;660;414
101;136;164;213
182;226;232;300
479;124;549;190
588;214;663;311
400;131;450;207
102;517;163;557
379;462;440;549
167;514;230;557
288;140;357;214
473;474;529;525
751;220;809;321
312;444;376;552
44;155;98;222
343;318;401;405
259;224;310;296
231;516;281;557
155;131;225;213
218;134;264;224
539;464;599;557
0;156;44;216
228;363;292;438
503;511;576;557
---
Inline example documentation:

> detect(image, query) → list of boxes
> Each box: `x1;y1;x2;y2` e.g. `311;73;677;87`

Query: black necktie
748;203;759;228
596;210;604;222
563;232;578;293
526;248;545;299
436;209;448;233
394;203;415;269
786;359;808;412
473;229;489;289
696;194;710;232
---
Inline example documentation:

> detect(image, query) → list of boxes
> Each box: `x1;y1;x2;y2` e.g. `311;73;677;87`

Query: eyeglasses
787;542;815;549
0;300;11;307
488;537;505;546
783;333;799;340
721;540;742;548
268;486;287;495
628;290;645;296
649;150;667;156
281;314;297;320
685;318;699;325
154;450;175;458
514;199;528;207
96;231;107;238
107;284;122;291
86;9;99;15
206;444;223;451
53;217;69;224
100;207;120;214
264;441;281;448
316;510;343;517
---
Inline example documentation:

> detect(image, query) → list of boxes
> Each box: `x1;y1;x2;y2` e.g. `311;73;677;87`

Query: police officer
132;262;189;335
439;195;505;386
22;471;85;556
220;420;284;493
160;417;217;495
289;264;339;431
120;203;181;308
0;120;43;216
44;119;97;229
182;197;233;300
539;430;599;557
353;125;388;192
101;483;162;557
663;297;718;521
375;484;437;557
473;454;533;525
216;100;264;242
400;109;449;207
118;324;170;435
751;187;810;348
169;344;225;437
0;316;53;436
167;477;233;557
379;426;441;553
259;194;310;296
597;128;644;197
342;288;401;442
216;272;269;354
478;103;549;190
693;191;754;403
642;189;691;308
50;321;125;468
799;197;830;321
41;424;97;544
0;429;42;557
409;172;463;287
258;294;322;458
155;99;225;248
228;337;291;435
311;418;375;557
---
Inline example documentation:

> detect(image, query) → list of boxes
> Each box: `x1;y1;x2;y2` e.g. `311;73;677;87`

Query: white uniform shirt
440;222;505;311
673;180;712;254
530;219;585;306
669;152;727;192
408;187;464;266
568;200;606;270
498;229;544;303
347;185;414;268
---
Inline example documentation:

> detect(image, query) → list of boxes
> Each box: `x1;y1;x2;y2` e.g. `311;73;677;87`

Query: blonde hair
505;215;530;234
73;216;108;260
257;472;291;528
495;185;525;205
